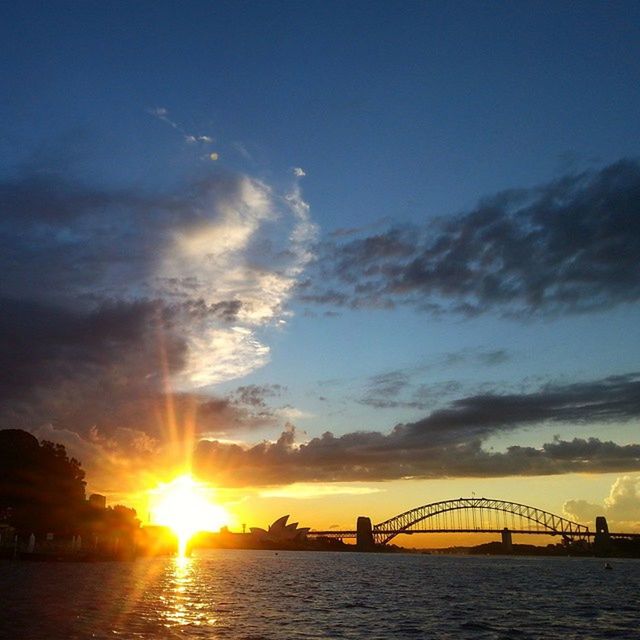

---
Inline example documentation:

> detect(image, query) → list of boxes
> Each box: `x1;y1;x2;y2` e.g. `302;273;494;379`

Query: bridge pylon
501;528;513;553
594;516;612;556
356;516;375;550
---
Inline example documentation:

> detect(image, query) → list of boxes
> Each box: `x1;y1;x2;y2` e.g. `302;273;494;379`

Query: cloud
148;106;215;147
364;370;411;402
231;384;285;408
359;379;463;411
562;500;603;524
0;163;316;439
564;475;640;528
0;298;286;442
0;297;180;431
193;372;640;486
26;422;211;502
604;475;640;521
302;159;640;317
186;135;214;144
477;350;510;366
275;406;314;421
148;106;180;130
397;372;640;445
232;142;253;162
357;351;508;410
194;432;640;488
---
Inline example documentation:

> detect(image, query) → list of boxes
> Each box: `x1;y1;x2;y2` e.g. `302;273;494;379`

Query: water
1;550;639;639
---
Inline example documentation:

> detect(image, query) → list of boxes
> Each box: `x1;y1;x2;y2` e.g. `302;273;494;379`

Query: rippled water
2;550;639;639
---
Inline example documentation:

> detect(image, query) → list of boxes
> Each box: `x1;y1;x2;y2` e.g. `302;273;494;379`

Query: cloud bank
302;159;640;317
564;475;640;528
193;373;640;486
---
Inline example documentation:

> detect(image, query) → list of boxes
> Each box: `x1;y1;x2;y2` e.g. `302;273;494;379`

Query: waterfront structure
249;515;310;545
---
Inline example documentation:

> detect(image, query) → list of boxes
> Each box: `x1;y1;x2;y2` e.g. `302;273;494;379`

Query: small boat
604;562;613;570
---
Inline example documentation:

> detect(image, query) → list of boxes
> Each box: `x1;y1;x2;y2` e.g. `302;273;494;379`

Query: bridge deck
308;530;640;539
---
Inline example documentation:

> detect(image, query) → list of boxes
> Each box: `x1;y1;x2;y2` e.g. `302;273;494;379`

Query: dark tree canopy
0;428;86;534
81;503;140;540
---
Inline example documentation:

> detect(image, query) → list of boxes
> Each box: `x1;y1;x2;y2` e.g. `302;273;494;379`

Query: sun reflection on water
165;555;193;627
161;555;219;630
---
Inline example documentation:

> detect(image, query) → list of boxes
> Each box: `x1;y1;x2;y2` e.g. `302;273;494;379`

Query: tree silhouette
0;429;86;534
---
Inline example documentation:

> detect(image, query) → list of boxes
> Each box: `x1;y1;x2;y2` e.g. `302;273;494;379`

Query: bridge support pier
594;516;612;557
501;528;513;553
356;516;375;551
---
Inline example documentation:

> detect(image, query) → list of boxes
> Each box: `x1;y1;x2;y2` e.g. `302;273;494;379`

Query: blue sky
1;1;640;531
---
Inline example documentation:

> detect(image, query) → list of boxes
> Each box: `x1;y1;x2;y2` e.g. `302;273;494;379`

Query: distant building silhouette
250;515;310;544
88;494;106;509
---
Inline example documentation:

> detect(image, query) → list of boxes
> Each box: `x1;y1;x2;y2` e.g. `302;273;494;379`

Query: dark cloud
183;299;243;322
477;350;510;366
194;373;640;485
231;384;285;408
357;351;509;410
0;296;270;436
0;166;251;305
191;391;280;433
0;171;228;306
302;159;640;317
194;432;640;487
362;370;411;404
1;173;160;305
1;301;150;433
397;372;640;446
0;164;288;439
195;384;290;427
440;349;511;369
0;172;128;224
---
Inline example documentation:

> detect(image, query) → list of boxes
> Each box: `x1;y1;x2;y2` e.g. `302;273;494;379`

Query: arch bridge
372;497;589;545
309;497;591;546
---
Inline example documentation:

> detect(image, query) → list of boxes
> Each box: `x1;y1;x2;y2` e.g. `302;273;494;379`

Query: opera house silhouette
249;516;310;545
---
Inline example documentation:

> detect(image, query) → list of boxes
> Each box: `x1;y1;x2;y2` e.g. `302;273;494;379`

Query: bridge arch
372;497;589;545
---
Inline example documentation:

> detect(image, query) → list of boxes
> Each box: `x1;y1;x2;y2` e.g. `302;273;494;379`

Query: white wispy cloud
275;406;315;420
148;106;181;130
158;173;317;388
182;326;271;387
232;141;254;162
148;106;215;147
186;134;214;144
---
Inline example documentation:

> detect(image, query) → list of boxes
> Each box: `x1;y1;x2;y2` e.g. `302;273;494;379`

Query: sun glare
151;474;230;556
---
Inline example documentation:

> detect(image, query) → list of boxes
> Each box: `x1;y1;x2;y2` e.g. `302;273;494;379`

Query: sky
1;1;640;543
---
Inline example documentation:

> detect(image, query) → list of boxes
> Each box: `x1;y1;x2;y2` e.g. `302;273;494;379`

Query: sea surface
1;550;639;639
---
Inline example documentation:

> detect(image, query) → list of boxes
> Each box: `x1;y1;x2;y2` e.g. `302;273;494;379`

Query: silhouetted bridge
307;497;639;548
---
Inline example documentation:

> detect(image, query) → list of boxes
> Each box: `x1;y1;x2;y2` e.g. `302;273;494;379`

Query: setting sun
151;475;231;555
